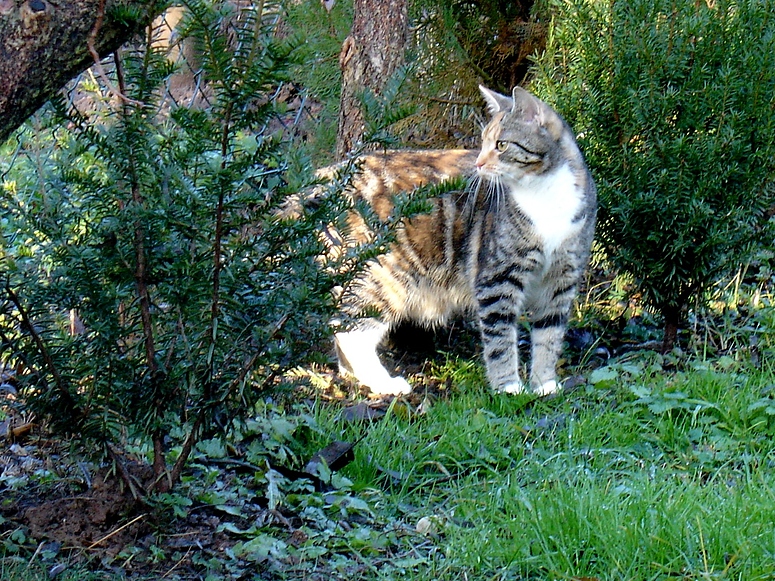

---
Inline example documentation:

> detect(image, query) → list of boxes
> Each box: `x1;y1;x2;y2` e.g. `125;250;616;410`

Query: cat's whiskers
483;173;506;215
461;174;484;222
461;172;506;218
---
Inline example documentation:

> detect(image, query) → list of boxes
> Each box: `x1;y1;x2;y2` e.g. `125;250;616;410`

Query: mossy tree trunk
0;0;163;145
335;0;408;160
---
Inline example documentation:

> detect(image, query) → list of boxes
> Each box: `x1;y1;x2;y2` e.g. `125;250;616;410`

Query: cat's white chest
510;163;583;256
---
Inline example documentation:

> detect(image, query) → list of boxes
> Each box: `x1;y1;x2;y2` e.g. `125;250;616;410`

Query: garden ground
3;308;775;580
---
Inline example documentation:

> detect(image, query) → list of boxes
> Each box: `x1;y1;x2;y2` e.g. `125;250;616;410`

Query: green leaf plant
0;0;345;495
533;0;775;351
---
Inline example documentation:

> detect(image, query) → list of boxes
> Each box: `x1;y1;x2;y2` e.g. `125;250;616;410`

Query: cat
329;85;596;396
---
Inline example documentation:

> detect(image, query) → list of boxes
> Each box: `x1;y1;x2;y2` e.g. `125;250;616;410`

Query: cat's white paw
494;381;526;395
367;376;412;396
534;380;561;396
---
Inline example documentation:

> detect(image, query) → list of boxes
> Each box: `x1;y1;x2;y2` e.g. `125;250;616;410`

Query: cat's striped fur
332;86;596;395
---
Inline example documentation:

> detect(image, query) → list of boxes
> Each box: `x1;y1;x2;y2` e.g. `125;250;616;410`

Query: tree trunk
335;0;408;160
0;0;164;145
661;305;681;353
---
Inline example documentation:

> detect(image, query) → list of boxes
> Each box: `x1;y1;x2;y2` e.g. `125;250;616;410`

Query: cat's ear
479;85;513;115
510;86;543;124
511;87;563;136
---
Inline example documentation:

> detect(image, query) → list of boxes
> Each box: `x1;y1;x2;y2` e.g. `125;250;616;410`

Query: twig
156;312;291;493
86;513;147;549
116;56;158;381
161;546;193;578
4;283;79;417
227;313;290;394
152;429;170;491
202;101;235;402
106;444;145;501
87;0;143;107
164;111;236;488
206;457;264;472
425;96;476;106
115;49;167;485
160;414;204;493
77;462;92;489
27;541;45;566
244;0;266;71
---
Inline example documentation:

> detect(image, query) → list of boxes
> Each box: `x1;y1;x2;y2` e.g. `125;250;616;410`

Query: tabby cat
331;86;596;396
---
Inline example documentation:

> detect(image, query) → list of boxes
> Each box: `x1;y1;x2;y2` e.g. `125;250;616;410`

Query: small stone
28;0;45;12
48;563;67;579
416;516;435;536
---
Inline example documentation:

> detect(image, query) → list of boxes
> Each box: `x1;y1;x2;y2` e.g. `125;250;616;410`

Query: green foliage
412;0;542;92
0;0;344;483
357;64;418;147
293;353;775;580
282;0;547;156
402;0;545;149
279;0;353;160
532;0;775;342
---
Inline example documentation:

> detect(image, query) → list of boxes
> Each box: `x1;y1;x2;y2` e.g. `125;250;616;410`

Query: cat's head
475;85;566;185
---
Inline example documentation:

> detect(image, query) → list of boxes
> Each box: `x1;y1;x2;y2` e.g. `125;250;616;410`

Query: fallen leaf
11;422;34;441
415;516;435;536
304;440;355;476
48;563;68;579
339;402;385;423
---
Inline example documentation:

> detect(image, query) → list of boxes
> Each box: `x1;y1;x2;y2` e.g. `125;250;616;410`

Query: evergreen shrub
533;0;775;349
0;0;348;491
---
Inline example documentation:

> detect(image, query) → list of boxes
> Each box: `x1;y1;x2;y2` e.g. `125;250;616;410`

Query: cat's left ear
511;87;563;136
510;87;544;124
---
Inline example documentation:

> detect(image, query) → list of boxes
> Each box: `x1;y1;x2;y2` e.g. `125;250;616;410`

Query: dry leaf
304;440;355;476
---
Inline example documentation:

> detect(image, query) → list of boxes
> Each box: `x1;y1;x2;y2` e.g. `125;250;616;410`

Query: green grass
5;350;775;580
0;559;117;581
308;354;775;580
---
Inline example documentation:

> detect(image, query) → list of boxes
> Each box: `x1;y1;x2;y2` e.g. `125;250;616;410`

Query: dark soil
0;436;151;555
0;436;264;578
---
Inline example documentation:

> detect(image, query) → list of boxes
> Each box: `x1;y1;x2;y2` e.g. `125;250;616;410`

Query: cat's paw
534;380;561;396
494;381;526;395
367;376;413;396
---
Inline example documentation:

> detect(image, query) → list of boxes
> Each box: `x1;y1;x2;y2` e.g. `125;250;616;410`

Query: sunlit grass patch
448;470;775;580
319;356;775;579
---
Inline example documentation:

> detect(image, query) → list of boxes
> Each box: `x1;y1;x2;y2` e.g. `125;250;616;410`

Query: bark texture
0;0;163;145
335;0;407;160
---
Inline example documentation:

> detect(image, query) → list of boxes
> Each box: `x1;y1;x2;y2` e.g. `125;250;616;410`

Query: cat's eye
495;140;509;152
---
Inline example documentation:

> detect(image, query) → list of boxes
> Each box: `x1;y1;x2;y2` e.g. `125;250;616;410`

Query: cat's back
318;149;477;220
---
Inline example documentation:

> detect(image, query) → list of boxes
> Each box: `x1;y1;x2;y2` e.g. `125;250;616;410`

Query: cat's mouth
476;165;502;179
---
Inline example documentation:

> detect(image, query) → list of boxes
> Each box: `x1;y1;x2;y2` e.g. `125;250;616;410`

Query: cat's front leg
476;293;524;394
528;311;569;396
334;319;412;396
